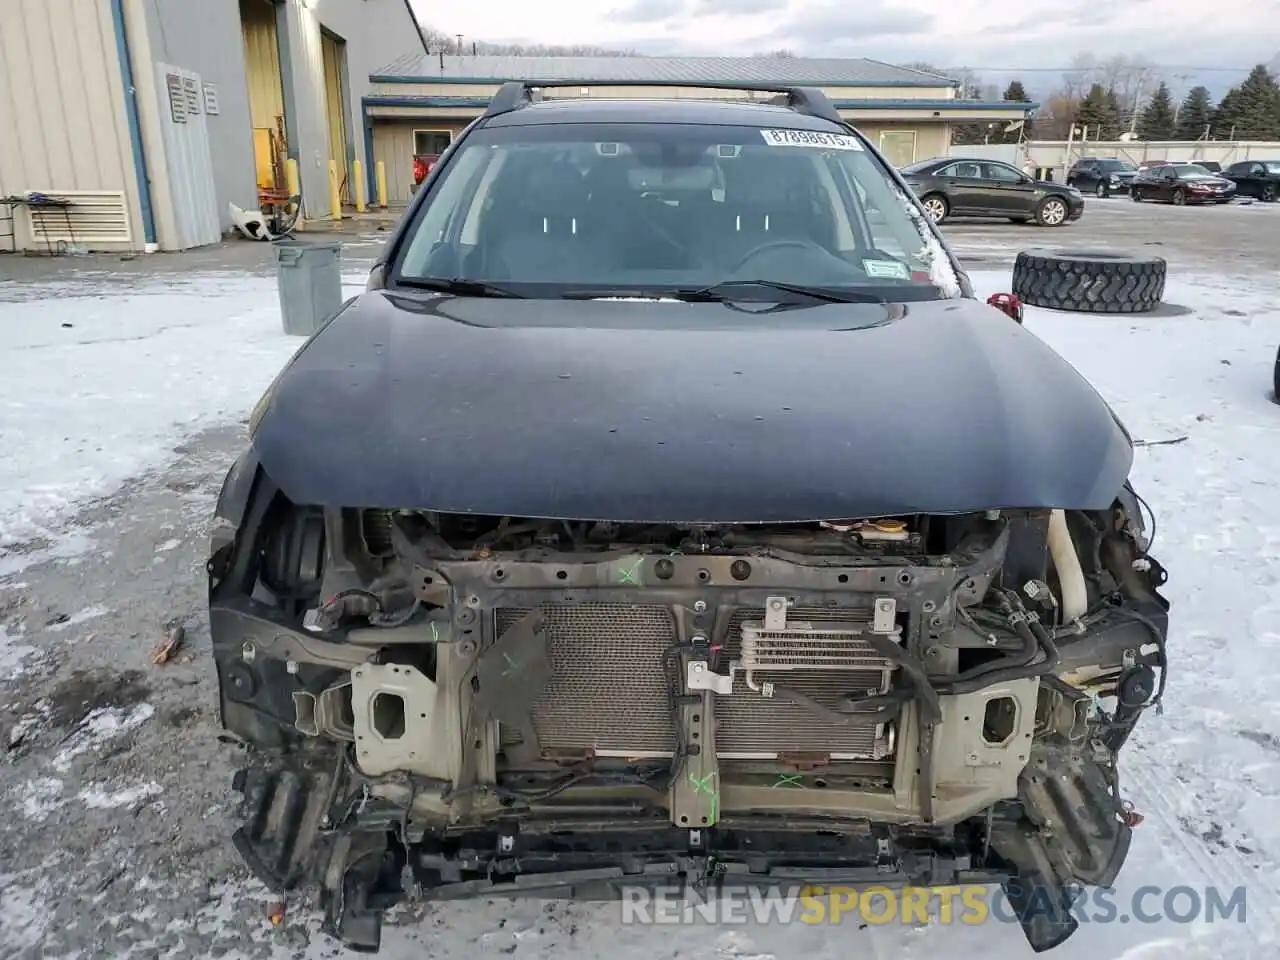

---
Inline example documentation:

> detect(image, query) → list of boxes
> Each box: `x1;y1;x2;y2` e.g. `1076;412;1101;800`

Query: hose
936;611;1061;695
1048;509;1089;622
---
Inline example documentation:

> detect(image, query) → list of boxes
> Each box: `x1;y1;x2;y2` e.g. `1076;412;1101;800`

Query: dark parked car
1066;156;1138;197
1194;160;1222;173
899;156;1083;226
1131;163;1236;204
1224;159;1280;202
212;81;1170;955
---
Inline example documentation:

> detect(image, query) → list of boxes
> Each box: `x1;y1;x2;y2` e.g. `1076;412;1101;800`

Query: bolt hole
556;570;567;580
474;739;483;748
701;817;708;824
680;816;689;824
837;574;849;584
692;714;701;722
493;568;506;580
897;571;913;586
420;712;427;719
691;732;700;740
423;576;434;585
879;575;887;583
697;569;710;582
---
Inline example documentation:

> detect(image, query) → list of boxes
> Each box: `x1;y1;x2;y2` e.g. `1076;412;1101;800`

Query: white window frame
878;129;918;167
412;128;454;156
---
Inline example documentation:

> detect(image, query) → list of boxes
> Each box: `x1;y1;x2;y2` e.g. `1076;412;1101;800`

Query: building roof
371;54;958;87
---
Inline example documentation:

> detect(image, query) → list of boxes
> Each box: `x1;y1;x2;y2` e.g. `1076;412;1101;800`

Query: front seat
480;164;591;282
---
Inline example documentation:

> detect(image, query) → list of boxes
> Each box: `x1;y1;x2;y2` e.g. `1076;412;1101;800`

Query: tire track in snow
1124;751;1280;954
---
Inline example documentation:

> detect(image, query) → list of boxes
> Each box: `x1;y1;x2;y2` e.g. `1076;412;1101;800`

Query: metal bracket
872;597;897;634
763;595;790;631
687;660;736;695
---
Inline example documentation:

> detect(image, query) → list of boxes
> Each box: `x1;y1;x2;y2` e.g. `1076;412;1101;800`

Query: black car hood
250;291;1133;523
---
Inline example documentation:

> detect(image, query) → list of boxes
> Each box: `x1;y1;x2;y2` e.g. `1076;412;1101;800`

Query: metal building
363;55;1040;207
0;0;426;254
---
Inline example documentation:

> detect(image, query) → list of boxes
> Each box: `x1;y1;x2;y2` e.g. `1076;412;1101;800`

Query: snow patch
0;273;300;548
154;538;182;553
46;603;109;632
18;777;66;823
54;702;155;771
79;781;162;810
0;622;39;677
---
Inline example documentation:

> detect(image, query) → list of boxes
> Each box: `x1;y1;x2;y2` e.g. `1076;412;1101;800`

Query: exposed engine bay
208;481;1169;953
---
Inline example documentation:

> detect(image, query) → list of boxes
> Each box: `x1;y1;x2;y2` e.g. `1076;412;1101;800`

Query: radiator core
496;602;896;760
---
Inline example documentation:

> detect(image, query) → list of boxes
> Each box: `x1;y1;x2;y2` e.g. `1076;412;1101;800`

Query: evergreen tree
1212;65;1280;140
1000;80;1034;142
1175;86;1213;139
1137;82;1176;140
1103;88;1125;139
1075;84;1119;140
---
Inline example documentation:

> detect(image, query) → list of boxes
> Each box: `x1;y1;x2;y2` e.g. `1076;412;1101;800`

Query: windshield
393;121;960;301
1264;162;1280;173
1172;164;1212;177
1097;159;1134;172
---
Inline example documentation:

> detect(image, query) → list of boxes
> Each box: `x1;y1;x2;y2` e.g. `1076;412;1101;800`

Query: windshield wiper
397;277;525;298
675;280;890;304
560;281;888;305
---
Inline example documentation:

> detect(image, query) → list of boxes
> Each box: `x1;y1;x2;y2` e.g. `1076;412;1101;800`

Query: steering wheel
728;238;829;273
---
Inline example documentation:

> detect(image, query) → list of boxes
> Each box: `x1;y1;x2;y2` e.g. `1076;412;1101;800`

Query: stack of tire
1010;249;1167;314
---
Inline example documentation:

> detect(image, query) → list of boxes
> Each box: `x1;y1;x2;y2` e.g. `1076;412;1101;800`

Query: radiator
496;602;896;761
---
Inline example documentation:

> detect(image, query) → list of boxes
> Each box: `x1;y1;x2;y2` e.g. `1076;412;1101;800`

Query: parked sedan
1224;159;1280;202
899;157;1083;226
1130;163;1236;204
1066;156;1138;198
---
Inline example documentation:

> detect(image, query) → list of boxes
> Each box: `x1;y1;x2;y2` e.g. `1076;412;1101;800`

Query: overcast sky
409;0;1276;76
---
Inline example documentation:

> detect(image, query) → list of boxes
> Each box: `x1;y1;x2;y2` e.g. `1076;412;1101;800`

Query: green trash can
272;239;344;337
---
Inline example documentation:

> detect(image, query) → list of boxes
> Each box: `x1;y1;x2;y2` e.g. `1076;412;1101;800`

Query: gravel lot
1;196;1279;960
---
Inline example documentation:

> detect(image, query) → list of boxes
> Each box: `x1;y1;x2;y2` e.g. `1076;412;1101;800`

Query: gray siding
141;0;259;231
283;0;425;219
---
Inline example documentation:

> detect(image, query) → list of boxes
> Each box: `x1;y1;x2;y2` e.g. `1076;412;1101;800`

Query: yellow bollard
353;160;367;212
376;161;388;209
328;159;342;220
285;158;301;198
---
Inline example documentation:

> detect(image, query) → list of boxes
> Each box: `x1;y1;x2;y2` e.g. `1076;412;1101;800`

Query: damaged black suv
208;80;1170;953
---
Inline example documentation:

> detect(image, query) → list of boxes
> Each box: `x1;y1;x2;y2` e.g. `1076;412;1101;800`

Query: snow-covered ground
0;269;370;564
2;233;1280;959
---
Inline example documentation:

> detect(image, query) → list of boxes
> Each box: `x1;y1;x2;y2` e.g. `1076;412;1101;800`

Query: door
240;0;287;190
321;30;350;204
1157;167;1179;200
155;64;222;249
936;161;995;214
982;161;1038;216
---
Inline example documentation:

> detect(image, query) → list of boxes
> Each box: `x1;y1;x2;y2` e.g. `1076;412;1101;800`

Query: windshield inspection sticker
862;258;910;280
760;129;864;150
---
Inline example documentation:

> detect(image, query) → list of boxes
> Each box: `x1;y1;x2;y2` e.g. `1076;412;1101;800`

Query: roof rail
480;79;844;125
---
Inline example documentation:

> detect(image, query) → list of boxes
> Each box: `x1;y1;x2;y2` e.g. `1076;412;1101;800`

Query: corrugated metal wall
0;0;143;251
373;120;465;206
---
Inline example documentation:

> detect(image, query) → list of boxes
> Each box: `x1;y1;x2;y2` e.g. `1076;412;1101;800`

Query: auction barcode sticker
760;129;863;150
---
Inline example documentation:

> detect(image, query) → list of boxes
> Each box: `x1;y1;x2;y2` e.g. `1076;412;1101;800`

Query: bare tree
419;24;640;57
